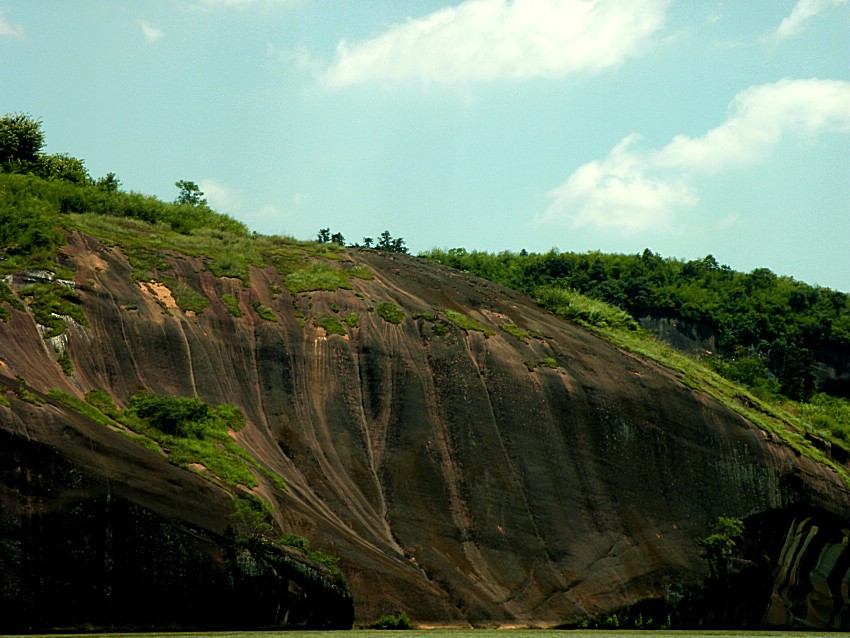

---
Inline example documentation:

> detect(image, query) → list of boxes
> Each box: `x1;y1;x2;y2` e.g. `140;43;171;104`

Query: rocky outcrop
0;230;848;629
764;515;850;628
0;382;352;633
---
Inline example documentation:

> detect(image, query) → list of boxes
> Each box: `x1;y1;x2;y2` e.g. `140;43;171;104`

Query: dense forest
422;247;850;403
3;111;849;449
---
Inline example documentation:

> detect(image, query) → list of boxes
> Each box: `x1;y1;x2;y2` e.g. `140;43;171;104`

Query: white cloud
185;0;303;10
138;20;165;42
199;178;242;212
771;0;847;41
323;0;671;88
267;43;324;77
543;134;697;232
0;8;24;38
539;78;850;232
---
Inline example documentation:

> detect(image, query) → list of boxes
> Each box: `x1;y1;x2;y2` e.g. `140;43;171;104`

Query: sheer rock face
1;231;849;629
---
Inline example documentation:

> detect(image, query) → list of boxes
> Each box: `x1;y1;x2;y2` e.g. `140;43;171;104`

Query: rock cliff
1;230;848;630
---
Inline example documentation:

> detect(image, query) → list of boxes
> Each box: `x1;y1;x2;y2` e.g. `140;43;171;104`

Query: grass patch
500;323;529;340
85;388;120;418
535;286;638;332
413;311;452;338
284;262;352;294
346;265;373;280
413;312;438;321
376;301;405;325
20;282;88;337
525;357;559;371
161;277;210;314
444;308;494;335
220;293;243;317
313;315;347;336
343;312;359;328
69;213;360;293
13;378;42;405
52;388;288;491
251;301;277;322
57;350;73;376
0;281;24;321
49;389;117;427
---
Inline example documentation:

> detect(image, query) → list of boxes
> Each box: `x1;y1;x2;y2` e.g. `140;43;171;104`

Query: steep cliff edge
1;230;848;630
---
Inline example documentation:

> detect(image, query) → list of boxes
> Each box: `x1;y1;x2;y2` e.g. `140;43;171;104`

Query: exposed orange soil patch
140;281;179;310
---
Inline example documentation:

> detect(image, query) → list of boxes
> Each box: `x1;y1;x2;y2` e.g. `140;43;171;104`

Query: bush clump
444;308;494;335
220;293;243;317
279;533;346;586
375;301;405;325
500;322;529;340
284;262;351;294
127;392;244;438
313;315;347;336
535;286;638;332
20;282;88;337
251;301;277;322
363;611;412;630
161;277;210;314
85;388;120;418
123;392;262;488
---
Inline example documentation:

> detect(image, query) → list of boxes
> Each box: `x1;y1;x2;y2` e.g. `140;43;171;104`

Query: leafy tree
699;516;744;582
376;230;409;254
0;112;45;168
769;340;817;401
330;231;345;246
317;227;331;243
377;230;393;251
96;172;121;194
174;179;207;207
362;237;374;248
128;392;211;437
37;153;90;184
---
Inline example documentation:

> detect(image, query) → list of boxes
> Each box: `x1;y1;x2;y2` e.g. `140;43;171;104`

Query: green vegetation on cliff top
423;247;850;403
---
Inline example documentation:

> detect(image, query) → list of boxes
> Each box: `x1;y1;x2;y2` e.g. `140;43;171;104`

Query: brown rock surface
1;230;848;629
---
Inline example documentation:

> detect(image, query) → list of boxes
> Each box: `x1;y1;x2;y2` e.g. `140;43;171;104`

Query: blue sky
2;0;848;290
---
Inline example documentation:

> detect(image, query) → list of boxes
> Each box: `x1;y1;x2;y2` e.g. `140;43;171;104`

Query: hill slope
2;223;849;630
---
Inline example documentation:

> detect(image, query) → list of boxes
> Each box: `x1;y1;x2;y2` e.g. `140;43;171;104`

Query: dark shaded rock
0;389;352;633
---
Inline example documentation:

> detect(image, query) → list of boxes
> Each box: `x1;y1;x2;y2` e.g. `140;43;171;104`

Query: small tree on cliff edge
0;112;45;169
377;230;408;254
699;516;744;581
175;180;207;207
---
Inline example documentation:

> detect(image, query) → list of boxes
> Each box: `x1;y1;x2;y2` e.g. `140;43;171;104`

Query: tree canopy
317;228;408;253
0;112;45;168
423;247;850;401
